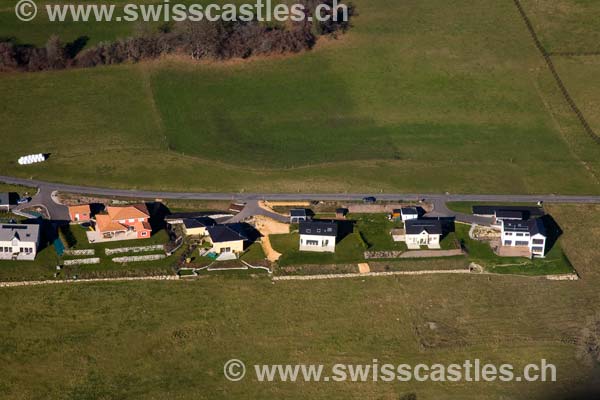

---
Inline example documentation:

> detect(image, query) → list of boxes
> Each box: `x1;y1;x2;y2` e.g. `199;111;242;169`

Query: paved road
2;175;600;223
227;200;289;224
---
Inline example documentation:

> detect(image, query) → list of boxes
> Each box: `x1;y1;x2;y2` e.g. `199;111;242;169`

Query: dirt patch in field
249;215;289;262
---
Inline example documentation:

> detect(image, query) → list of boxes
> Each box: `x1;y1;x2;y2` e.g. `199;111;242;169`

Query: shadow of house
539;214;562;254
89;202;105;217
227;222;262;249
8;192;20;206
145;202;170;232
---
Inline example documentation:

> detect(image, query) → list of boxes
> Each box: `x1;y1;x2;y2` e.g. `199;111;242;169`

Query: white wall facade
0;238;38;260
299;234;336;253
405;231;440;247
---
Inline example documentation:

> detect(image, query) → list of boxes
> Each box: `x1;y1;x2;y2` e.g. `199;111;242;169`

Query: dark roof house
405;219;443;235
299;221;338;237
472;205;544;219
207;225;247;243
401;207;418;215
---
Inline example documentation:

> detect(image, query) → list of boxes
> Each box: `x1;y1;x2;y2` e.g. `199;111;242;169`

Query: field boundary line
512;0;600;145
273;269;473;281
547;52;600;57
0;275;179;288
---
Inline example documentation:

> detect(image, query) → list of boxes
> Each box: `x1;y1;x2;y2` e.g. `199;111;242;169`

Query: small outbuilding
68;204;92;223
290;208;310;223
401;207;419;222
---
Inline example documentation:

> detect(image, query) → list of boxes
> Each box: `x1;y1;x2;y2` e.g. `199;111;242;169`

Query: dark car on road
362;196;377;204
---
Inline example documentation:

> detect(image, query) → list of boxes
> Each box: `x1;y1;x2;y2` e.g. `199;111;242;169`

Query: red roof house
94;204;152;240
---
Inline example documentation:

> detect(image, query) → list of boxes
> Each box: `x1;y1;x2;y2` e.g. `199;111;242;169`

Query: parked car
17;197;31;205
362;196;377;204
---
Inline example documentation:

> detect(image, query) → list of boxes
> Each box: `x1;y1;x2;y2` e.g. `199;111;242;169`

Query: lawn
0;224;177;281
270;231;366;267
454;223;574;276
351;213;406;252
0;0;598;194
521;0;600;53
0;205;599;399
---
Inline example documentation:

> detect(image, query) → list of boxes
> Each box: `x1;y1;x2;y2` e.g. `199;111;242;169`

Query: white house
299;221;337;253
401;207;419;222
404;219;442;249
501;218;547;257
290;209;310;223
0;223;40;261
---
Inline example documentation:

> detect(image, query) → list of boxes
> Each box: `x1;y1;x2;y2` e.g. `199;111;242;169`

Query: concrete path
226;200;289;223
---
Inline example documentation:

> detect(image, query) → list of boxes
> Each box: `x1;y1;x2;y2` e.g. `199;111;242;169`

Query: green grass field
521;0;600;53
0;0;599;193
0;204;598;399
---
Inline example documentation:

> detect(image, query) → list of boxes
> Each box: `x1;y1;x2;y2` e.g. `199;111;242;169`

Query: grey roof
502;220;529;233
401;207;418;215
207;225;247;243
405;219;442;235
527;218;546;237
290;209;307;217
495;210;524;219
503;218;546;236
182;217;215;229
299;221;337;237
0;224;40;242
0;193;9;205
472;205;544;218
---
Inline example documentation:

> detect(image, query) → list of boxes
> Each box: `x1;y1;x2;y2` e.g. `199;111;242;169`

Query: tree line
0;1;355;72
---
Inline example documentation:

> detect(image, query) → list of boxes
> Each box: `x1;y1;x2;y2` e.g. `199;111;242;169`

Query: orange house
94;204;152;240
68;205;92;223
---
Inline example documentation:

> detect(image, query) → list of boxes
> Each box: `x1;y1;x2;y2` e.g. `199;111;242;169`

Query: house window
504;240;512;246
532;239;544;245
516;233;524;237
505;232;512;236
221;247;231;253
532;246;544;253
515;241;529;246
306;240;319;246
141;232;148;237
322;240;329;247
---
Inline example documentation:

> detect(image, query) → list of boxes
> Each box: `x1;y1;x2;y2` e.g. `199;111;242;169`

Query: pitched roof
405;219;442;235
207;225;247;243
290;209;307;217
95;214;127;233
106;204;149;221
502;218;546;236
527;218;546;236
495;210;524;219
472;205;544;218
68;204;91;215
401;207;418;215
183;217;215;229
0;224;39;242
299;221;337;237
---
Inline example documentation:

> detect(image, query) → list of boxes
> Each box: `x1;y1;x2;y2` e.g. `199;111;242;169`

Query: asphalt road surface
2;175;599;222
